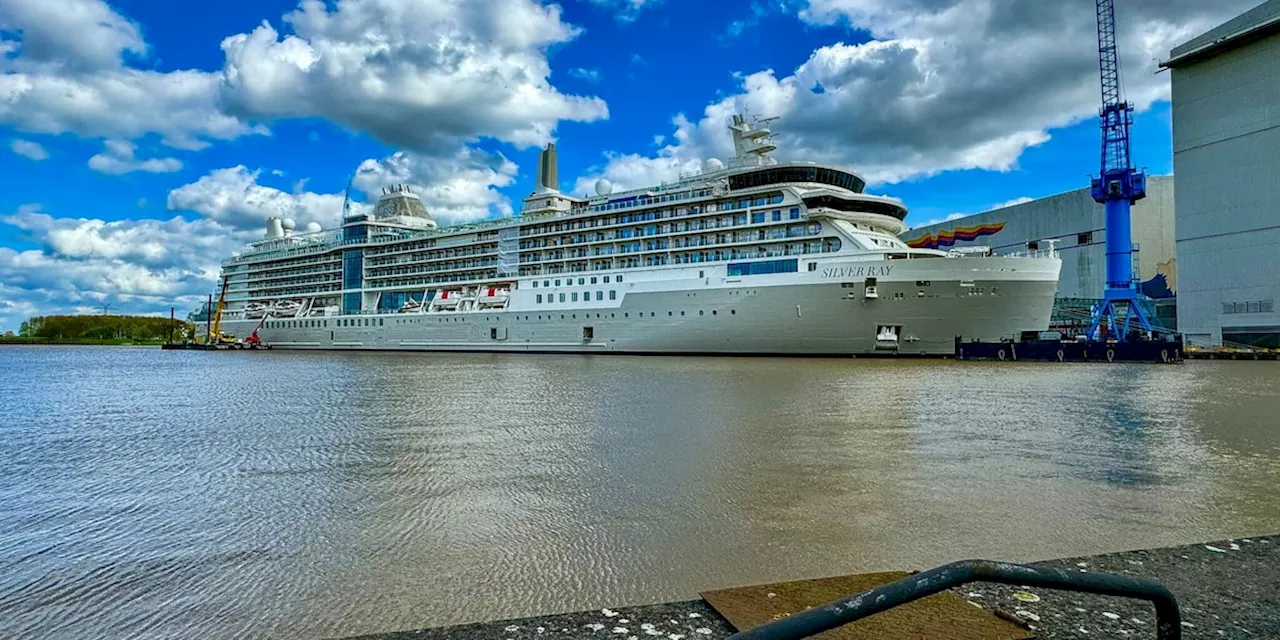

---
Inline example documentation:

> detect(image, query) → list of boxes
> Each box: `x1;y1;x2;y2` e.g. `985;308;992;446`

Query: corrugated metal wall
1172;31;1280;347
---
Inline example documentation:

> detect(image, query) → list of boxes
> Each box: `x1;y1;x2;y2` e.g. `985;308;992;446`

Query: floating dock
954;334;1185;364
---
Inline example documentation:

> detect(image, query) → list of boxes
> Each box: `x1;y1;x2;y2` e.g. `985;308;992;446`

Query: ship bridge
727;165;867;194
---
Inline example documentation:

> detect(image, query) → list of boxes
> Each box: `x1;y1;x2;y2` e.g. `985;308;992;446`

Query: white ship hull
221;256;1060;356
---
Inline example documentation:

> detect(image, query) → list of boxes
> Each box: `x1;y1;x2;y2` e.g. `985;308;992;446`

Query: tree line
17;315;195;342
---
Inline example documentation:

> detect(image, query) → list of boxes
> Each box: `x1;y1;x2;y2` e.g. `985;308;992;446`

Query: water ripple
1;348;1279;639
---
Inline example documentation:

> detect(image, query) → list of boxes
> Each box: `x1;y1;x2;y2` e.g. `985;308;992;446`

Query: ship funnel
536;143;559;194
265;217;285;240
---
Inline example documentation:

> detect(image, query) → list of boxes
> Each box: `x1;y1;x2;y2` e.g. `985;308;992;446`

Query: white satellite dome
703;158;725;173
281;218;297;231
595;179;614;196
305;221;322;233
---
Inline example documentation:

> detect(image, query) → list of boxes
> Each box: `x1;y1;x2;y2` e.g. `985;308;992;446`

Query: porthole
731;310;736;315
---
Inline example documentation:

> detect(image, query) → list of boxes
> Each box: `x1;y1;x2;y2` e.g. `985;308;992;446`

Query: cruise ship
215;114;1062;355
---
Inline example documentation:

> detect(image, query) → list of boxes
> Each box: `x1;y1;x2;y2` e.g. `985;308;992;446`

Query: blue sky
0;0;1256;330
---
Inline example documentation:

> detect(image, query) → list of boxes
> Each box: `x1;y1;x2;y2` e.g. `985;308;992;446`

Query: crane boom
1096;0;1132;177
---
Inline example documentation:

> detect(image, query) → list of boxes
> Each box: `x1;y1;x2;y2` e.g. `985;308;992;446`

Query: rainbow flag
904;221;1006;249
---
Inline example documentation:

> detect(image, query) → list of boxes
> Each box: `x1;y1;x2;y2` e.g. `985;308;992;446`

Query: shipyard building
898;177;1177;331
1162;0;1280;348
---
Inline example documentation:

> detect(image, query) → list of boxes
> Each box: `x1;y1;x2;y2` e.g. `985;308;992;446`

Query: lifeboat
273;299;303;317
475;286;511;309
430;289;463;310
398;298;424;313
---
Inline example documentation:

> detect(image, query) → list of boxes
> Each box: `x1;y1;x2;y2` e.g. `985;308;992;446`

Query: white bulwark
1162;0;1280;348
898;180;1176;325
212;114;1062;356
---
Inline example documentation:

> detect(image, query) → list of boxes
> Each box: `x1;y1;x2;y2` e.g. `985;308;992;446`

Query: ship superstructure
216;115;1062;355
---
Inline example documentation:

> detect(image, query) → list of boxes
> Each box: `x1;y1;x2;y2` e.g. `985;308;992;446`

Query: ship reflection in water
1;347;1278;640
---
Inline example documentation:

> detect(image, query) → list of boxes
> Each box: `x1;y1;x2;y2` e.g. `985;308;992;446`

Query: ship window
596;291;603;301
1077;232;1092;245
537;294;543;303
604;276;611;283
772;211;781;222
751;212;765;224
379;319;384;326
533;281;538;288
617;275;623;282
544;280;550;287
572;292;578;302
609;290;617;300
681;311;686;316
1027;241;1039;251
699;310;704;315
790;208;800;219
731;309;736;314
555;279;561;286
727;258;799;276
578;277;585;285
808;262;817;272
590;276;598;284
559;293;566;302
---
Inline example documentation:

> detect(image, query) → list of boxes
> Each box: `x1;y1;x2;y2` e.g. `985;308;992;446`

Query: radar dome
703;158;725;173
305;221;322;233
595;179;614;196
281;218;296;231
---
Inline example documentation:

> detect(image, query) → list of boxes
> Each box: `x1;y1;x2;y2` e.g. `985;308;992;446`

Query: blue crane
1086;0;1154;341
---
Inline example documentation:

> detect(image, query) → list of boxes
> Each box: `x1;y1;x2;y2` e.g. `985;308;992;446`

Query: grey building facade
1163;0;1280;348
899;177;1176;304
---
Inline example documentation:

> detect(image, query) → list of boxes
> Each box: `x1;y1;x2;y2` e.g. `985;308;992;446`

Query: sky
0;0;1259;331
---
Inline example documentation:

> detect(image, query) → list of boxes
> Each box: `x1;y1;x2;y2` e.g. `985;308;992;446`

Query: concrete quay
344;534;1279;640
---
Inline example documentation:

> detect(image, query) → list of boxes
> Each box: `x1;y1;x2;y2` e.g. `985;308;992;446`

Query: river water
1;346;1278;639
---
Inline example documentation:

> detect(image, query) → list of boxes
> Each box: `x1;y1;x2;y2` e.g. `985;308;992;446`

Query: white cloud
992;196;1035;210
355;147;519;223
88;139;182;175
8;138;48;160
916;196;1036;227
574;0;1255;190
0;0;264;149
586;0;663;22
568;67;601;83
920;212;969;226
166;166;351;231
215;0;608;153
0;0;144;71
0;205;254;331
722;1;775;40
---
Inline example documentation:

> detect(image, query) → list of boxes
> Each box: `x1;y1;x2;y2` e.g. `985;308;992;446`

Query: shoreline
344;533;1279;640
0;340;166;346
